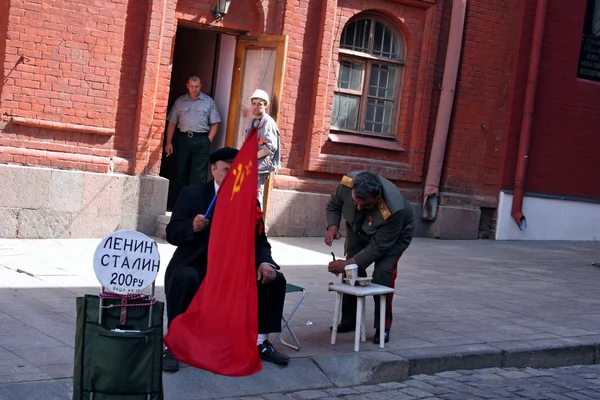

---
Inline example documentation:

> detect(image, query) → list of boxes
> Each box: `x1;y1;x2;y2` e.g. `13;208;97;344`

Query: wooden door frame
225;35;288;220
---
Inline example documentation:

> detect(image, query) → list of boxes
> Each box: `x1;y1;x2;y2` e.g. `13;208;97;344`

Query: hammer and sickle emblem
230;161;254;201
231;163;244;200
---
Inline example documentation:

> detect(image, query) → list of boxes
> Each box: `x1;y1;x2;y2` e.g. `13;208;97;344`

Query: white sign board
93;230;160;294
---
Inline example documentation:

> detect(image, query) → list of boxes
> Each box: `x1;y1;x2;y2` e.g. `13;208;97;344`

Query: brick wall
279;0;439;187
0;0;300;177
274;0;519;209
501;0;600;200
0;0;147;173
278;0;323;173
1;0;558;214
175;0;283;35
435;0;520;201
0;0;9;102
130;0;176;176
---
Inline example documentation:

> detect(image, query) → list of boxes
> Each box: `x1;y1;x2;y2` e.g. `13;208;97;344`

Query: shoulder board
340;175;353;188
377;198;392;220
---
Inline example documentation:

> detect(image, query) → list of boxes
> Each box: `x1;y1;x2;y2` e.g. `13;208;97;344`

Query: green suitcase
72;289;164;400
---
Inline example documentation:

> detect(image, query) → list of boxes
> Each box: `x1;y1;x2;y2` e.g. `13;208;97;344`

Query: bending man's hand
257;263;276;284
328;260;347;274
328;257;356;275
324;226;341;246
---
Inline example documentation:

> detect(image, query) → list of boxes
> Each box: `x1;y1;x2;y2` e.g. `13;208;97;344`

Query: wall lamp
212;0;232;21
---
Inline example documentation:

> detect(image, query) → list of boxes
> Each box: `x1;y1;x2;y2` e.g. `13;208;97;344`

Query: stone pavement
211;364;600;399
0;237;599;399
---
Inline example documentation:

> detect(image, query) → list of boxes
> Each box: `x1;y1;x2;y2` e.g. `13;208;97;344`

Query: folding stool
273;283;306;351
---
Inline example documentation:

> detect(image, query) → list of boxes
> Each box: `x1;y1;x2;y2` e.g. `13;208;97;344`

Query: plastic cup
344;264;359;285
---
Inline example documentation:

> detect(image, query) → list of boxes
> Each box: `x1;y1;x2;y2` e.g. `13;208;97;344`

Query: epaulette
341;175;353;188
377;198;391;220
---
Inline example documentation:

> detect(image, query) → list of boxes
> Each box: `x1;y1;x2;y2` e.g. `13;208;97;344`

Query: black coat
164;180;278;292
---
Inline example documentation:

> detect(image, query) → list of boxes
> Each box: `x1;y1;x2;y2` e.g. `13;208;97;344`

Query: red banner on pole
164;128;261;376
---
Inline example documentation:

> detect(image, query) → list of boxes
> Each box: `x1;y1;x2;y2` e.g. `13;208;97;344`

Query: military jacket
325;172;414;268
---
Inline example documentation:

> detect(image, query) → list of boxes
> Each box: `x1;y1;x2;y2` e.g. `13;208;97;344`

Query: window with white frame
331;17;405;137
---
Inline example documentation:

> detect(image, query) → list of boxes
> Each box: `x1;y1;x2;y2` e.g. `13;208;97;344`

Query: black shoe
258;340;290;365
162;348;180;372
373;329;390;344
329;321;356;333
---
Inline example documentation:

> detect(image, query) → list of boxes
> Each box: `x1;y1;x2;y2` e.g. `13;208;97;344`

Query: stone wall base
155;188;483;240
265;189;481;239
0;164;168;239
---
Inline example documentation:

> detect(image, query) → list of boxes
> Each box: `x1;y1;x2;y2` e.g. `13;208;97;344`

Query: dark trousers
165;264;286;334
257;272;287;334
165;264;206;328
176;133;211;189
340;251;402;330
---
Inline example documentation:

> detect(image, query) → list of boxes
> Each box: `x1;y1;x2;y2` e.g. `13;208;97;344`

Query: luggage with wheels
72;283;164;400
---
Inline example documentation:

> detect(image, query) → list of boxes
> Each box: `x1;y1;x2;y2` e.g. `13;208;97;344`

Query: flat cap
209;147;239;165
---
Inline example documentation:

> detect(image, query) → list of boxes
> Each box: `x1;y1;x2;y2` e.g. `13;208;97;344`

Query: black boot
330;320;356;333
162;348;180;372
373;329;390;344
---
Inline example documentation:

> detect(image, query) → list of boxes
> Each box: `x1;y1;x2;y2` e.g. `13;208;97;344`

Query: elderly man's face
351;191;380;212
211;161;231;186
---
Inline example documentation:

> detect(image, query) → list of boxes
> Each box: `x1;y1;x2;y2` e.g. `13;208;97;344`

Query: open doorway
159;24;288;217
160;24;236;210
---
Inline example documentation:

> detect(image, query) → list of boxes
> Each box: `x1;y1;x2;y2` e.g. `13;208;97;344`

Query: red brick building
1;0;599;240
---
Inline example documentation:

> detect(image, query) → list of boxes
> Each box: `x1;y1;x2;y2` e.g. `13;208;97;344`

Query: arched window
331;17;405;137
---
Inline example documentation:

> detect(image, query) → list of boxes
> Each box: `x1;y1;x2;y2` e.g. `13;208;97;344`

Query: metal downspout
422;0;467;220
511;0;548;230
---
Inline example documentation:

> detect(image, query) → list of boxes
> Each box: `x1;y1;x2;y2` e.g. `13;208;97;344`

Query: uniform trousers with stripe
340;249;401;330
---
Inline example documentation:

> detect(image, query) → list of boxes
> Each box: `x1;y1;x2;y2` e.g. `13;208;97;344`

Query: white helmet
250;89;269;105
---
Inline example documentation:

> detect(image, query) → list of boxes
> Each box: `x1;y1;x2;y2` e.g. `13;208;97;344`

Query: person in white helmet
245;89;281;209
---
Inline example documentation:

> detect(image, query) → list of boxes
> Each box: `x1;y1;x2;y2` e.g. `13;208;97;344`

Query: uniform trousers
165;260;286;335
341;238;402;330
176;132;211;189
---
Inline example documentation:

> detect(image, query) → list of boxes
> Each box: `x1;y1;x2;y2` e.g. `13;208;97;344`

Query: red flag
164;128;261;376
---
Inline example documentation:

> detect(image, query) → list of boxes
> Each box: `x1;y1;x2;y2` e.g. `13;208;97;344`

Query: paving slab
0;378;71;399
0;237;599;398
163;358;332;399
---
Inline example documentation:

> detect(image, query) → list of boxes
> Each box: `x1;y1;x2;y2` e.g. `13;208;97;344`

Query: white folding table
328;283;395;352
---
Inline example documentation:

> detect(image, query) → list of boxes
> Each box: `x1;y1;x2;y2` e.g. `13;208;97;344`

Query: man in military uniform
164;75;221;192
324;171;414;344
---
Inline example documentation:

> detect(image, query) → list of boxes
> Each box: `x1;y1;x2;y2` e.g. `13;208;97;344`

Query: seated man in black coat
163;147;289;372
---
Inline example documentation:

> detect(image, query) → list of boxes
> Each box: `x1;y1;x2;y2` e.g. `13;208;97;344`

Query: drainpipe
422;0;467;220
511;0;548;230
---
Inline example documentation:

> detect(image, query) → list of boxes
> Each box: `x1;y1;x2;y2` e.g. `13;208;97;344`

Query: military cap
209;147;239;165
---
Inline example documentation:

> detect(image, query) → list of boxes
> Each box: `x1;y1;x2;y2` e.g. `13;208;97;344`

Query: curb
0;339;598;399
337;336;600;385
310;351;409;387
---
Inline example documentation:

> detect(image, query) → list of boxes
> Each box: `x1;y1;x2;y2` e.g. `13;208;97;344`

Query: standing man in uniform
324;171;414;344
164;75;221;192
244;89;280;209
